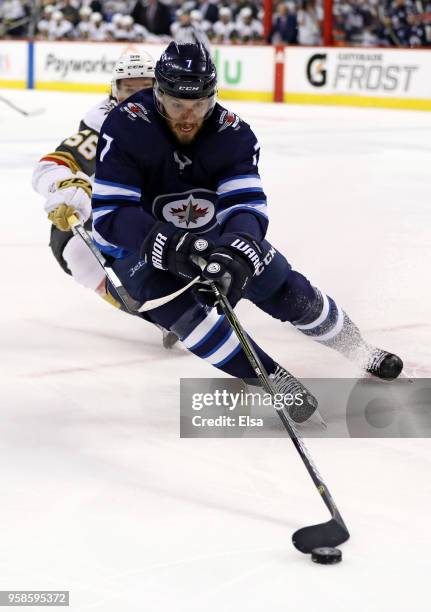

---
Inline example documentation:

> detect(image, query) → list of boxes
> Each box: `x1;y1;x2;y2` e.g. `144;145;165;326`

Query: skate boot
365;348;403;380
269;364;325;426
162;328;179;349
155;324;180;349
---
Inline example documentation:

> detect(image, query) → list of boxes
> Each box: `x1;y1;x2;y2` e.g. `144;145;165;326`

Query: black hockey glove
141;222;212;281
198;233;262;310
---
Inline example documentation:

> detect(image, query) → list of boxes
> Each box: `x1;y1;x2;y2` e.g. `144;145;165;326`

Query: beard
169;119;204;144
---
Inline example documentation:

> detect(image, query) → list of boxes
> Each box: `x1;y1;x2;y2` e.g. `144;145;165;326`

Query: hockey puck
311;547;342;565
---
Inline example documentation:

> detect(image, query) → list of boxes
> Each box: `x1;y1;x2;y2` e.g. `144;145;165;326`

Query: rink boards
1;40;431;111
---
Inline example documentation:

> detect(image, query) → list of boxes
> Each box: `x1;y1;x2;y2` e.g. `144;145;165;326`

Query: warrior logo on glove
230;238;263;275
141;222;213;280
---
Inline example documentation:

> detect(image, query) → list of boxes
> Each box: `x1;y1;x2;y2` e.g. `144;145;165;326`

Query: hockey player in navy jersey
91;42;403;423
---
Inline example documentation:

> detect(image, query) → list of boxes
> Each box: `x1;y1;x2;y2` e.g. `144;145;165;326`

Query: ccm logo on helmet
178;85;200;92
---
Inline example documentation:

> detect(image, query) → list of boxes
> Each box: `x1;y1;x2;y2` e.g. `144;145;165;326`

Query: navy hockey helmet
154;42;217;120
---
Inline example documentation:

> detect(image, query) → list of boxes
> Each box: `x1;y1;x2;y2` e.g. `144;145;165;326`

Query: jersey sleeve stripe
93;180;141;200
40;151;80;174
216;202;268;224
92;205;119;223
92;194;141;202
217;176;262;195
217;174;260;188
218;186;264;200
93;178;141;194
92;225;128;258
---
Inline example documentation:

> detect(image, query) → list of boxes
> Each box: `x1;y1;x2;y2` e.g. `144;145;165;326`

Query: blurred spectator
60;0;80;26
269;2;298;44
1;0;28;36
235;6;263;42
106;12;124;38
89;11;110;40
196;0;219;23
118;14;143;40
213;6;237;42
235;1;259;20
37;4;55;35
297;0;322;45
171;8;211;47
190;9;213;37
131;0;172;36
48;10;74;39
387;0;419;45
75;5;93;38
4;0;431;47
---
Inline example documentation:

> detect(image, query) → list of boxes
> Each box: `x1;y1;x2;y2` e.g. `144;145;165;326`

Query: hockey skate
155;324;179;349
269;364;326;427
365;348;403;380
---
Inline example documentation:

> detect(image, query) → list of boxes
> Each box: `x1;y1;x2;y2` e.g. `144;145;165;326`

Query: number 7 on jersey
100;133;114;162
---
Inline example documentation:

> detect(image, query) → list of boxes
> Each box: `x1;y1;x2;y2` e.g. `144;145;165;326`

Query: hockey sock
173;306;276;378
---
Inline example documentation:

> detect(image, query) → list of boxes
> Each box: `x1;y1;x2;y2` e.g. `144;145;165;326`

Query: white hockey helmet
90;12;102;23
111;12;124;25
79;6;92;17
219;7;232;17
190;9;203;22
239;6;253;19
111;52;156;101
121;15;134;27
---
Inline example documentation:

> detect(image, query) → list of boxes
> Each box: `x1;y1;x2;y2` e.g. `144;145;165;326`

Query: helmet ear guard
111;52;155;102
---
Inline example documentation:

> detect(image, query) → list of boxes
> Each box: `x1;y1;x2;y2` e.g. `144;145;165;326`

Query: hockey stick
210;282;350;554
0;95;45;117
67;214;200;313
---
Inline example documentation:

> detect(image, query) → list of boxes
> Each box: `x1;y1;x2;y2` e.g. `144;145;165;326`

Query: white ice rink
1;89;430;611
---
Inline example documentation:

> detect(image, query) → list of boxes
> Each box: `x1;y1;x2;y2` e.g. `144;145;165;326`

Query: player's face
116;77;153;102
162;95;211;144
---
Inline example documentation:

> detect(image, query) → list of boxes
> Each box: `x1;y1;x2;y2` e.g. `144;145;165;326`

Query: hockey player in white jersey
32;52;178;348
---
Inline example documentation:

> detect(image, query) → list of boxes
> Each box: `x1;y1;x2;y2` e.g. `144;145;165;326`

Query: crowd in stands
1;0;431;47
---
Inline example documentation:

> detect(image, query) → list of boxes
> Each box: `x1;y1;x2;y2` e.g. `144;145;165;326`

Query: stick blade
292;519;350;553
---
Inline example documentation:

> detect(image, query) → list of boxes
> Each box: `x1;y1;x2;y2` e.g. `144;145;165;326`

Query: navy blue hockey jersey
92;89;268;259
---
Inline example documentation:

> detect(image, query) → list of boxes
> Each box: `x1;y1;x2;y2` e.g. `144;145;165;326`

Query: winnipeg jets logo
120;102;150;122
173;151;192;171
170;194;208;227
218;110;240;133
154;189;217;232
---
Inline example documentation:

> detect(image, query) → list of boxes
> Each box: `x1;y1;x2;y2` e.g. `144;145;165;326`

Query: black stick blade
292;519;350;554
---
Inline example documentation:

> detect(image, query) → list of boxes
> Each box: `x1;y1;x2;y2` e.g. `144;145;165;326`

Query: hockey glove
141;222;212;281
198;233;262;310
45;173;92;231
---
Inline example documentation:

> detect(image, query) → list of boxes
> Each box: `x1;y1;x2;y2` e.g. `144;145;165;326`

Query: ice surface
0;89;430;611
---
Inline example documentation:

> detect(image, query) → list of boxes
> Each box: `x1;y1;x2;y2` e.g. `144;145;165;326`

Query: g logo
306;54;327;88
